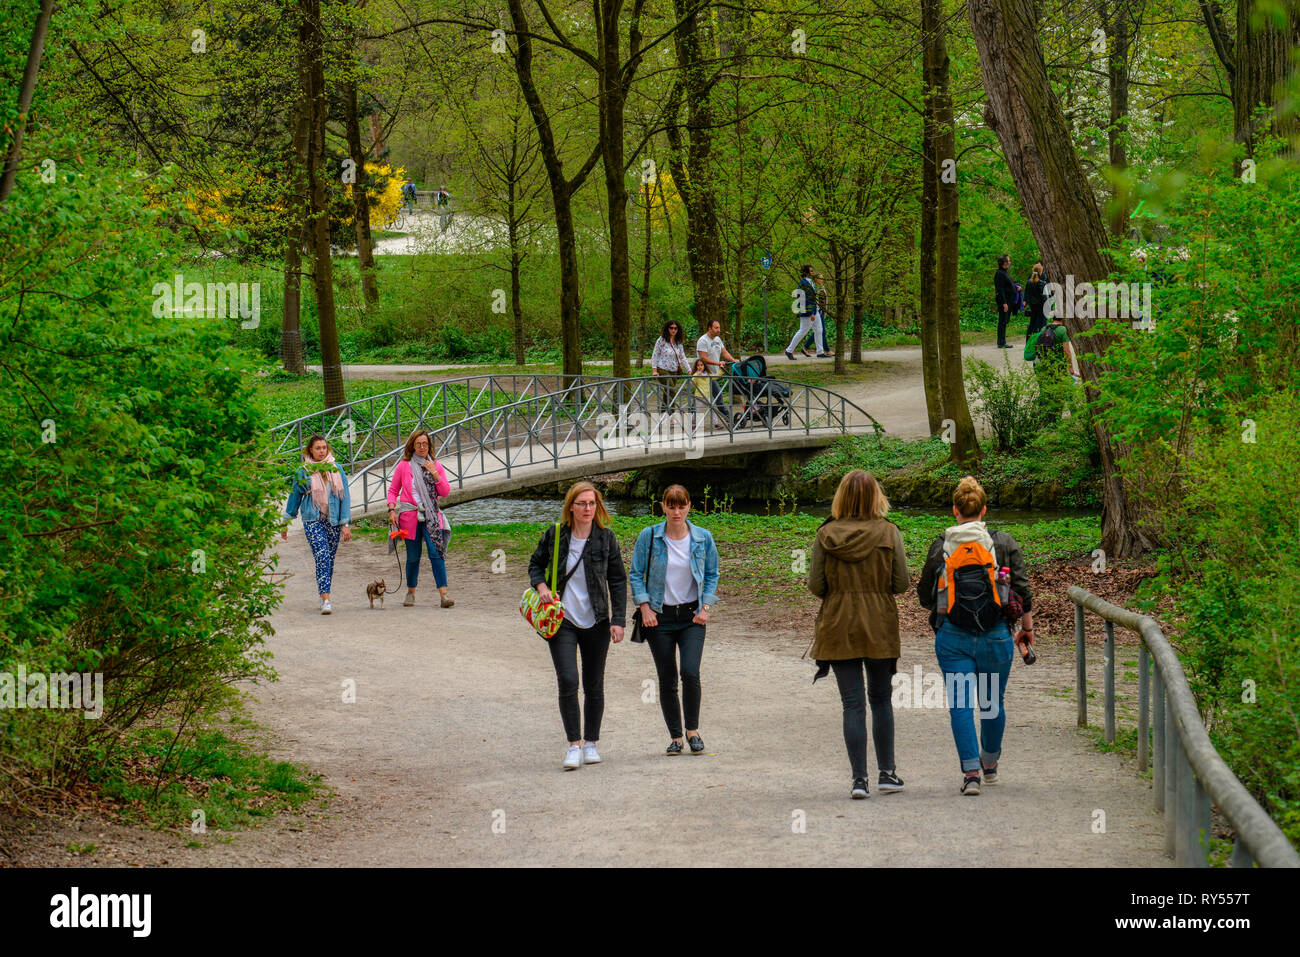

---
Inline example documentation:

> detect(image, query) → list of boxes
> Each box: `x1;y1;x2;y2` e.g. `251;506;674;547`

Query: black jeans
996;308;1010;347
1026;306;1046;340
830;657;897;780
548;619;611;742
645;603;706;739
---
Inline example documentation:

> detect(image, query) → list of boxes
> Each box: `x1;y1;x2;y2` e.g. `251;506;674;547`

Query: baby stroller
726;354;793;429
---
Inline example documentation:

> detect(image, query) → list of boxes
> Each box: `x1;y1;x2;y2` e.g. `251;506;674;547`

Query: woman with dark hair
528;481;627;770
629;485;720;755
282;434;352;614
808;470;910;799
386;430;454;608
650;319;691;413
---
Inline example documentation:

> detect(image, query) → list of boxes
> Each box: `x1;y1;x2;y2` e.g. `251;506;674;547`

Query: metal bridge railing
268;373;566;474
333;374;880;516
269;372;881;483
1069;585;1299;868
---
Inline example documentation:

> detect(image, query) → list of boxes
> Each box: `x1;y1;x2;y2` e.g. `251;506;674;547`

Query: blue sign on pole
761;255;772;271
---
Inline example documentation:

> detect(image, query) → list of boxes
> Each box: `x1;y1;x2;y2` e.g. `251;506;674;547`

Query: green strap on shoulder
550;522;561;592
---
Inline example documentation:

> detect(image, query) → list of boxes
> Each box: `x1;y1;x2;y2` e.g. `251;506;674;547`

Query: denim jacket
284;464;352;527
629;521;720;611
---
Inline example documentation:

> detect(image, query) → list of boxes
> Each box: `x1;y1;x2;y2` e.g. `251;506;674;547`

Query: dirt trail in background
6;536;1166;867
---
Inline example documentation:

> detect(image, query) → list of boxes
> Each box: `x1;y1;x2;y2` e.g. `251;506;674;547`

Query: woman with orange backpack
917;477;1035;795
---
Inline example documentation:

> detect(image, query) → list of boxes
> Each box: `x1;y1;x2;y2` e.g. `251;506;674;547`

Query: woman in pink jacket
387;430;454;607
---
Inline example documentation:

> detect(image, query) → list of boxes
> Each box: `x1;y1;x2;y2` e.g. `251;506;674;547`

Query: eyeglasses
573;501;598;509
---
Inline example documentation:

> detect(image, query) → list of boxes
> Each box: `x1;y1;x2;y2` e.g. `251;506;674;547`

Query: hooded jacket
807;518;911;660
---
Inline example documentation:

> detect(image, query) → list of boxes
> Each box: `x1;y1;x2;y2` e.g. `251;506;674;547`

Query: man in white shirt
696;319;736;430
696;319;736;376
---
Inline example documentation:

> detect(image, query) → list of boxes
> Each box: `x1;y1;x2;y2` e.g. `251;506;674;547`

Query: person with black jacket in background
528;481;628;771
993;254;1017;349
1024;261;1049;340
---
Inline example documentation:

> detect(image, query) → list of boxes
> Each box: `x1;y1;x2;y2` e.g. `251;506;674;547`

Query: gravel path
3;537;1167;866
240;540;1167;866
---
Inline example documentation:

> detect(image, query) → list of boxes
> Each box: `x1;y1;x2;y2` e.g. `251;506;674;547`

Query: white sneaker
582;742;601;765
321;599;332;615
562;745;583;770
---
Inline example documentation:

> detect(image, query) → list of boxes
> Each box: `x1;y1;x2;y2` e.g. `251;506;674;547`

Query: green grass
800;433;1101;507
362;507;1101;613
254;374;425;426
800;436;950;480
88;722;324;836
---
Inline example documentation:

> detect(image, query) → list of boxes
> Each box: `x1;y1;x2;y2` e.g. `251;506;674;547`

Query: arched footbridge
269;373;883;517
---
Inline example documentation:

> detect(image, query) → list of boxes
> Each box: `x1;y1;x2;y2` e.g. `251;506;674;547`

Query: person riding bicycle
402;179;417;215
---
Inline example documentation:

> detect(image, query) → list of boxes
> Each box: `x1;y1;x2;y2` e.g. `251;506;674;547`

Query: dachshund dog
366;578;389;609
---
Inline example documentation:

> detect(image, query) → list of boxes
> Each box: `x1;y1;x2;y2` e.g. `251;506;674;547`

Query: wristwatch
702;604;712;613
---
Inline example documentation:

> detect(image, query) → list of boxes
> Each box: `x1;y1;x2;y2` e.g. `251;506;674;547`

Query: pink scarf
306;453;344;516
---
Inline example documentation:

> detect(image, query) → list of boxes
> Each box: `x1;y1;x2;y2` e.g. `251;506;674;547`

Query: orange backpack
935;538;1007;634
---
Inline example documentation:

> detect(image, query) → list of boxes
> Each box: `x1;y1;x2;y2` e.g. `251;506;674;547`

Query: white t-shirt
662;533;698;605
562;536;595;629
697;333;725;375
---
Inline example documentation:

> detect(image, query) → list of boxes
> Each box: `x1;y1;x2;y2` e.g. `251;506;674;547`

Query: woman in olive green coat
808;469;911;799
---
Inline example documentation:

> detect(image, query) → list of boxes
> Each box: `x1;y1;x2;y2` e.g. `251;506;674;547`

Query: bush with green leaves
1137;390;1300;846
1105;141;1300;847
964;355;1041;452
1092;142;1300;527
0;163;280;805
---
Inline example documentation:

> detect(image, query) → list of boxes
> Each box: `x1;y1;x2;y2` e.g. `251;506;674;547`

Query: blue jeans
934;621;1013;773
405;523;448;589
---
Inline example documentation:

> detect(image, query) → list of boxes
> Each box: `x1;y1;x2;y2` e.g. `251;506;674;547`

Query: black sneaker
785;350;796;361
878;770;904;793
851;778;869;799
982;763;998;785
687;734;705;754
665;741;683;755
961;773;981;796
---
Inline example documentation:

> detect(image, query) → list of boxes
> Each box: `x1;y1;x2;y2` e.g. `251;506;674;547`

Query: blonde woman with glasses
528;482;628;770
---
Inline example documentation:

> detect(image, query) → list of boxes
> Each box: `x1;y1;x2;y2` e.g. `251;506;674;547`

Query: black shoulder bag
629;534;658;644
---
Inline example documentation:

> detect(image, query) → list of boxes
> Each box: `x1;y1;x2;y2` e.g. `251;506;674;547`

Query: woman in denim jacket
629;485;720;755
282;434;352;614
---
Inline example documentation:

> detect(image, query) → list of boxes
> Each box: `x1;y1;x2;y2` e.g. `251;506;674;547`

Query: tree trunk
597;1;632;378
671;0;728;338
302;0;345;409
0;0;55;205
505;169;526;366
928;0;979;464
511;250;525;366
506;0;595;378
344;77;379;308
637;181;653;368
1233;0;1299;150
830;242;846;374
282;78;310;375
969;0;1152;556
1104;1;1131;237
850;244;865;364
919;3;944;434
